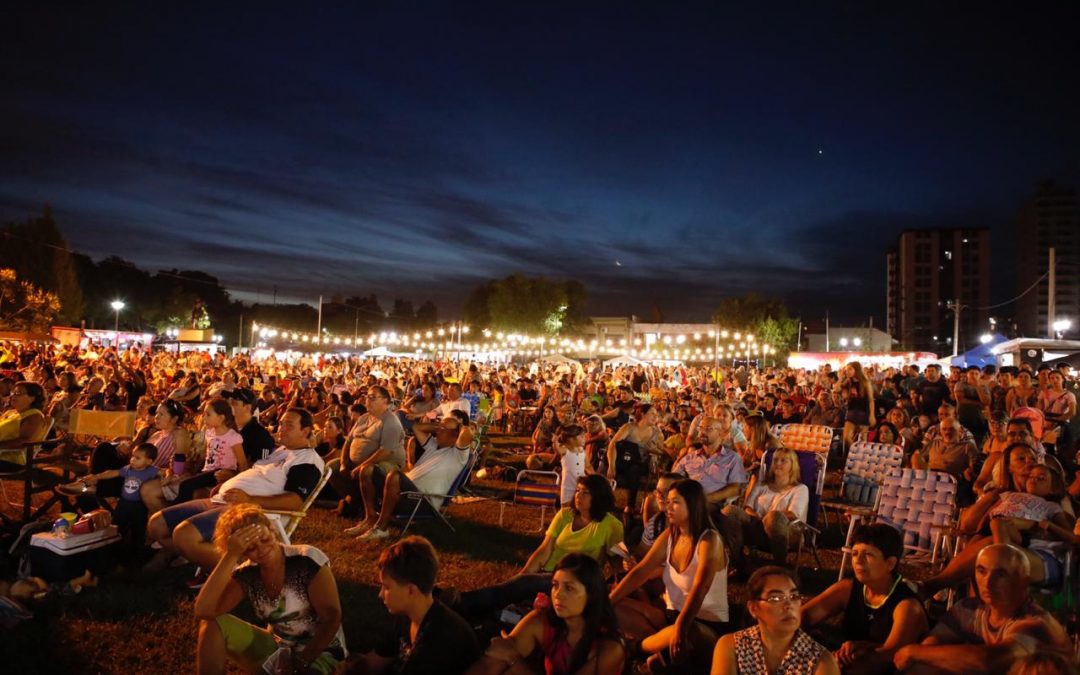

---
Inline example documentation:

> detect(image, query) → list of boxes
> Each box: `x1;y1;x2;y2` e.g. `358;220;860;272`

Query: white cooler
29;526;120;581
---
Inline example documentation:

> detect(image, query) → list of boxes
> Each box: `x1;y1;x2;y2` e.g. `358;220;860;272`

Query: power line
974;271;1049;311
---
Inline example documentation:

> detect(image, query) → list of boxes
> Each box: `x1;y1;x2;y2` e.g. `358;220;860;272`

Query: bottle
172;453;186;476
52;518;71;539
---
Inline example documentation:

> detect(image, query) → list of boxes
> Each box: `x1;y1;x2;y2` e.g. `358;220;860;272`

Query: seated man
893;544;1070;675
802;523;927;675
343;536;479;675
145;407;325;582
433;382;471;421
913;418;979;502
330;386;405;518
671;416;747;566
347;411;474;540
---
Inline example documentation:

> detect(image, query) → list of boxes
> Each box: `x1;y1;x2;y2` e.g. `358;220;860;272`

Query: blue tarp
950;333;1008;368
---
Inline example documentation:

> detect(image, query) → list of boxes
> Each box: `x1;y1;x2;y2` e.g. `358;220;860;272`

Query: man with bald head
893;544;1069;674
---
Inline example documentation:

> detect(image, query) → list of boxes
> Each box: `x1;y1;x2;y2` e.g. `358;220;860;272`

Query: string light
242;320;776;361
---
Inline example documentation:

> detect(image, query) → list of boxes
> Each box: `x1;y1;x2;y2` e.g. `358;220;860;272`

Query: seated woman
314;416;346;461
194;504;346;675
868;421;900;446
466;554;625;675
0;382;49;467
987;464;1074;586
722;448;809;566
741;412;781;471
528;406;561;468
609;479;728;672
972;411;1012;496
801;524;928;675
921;443;1074;597
711;566;839;675
445;474;623;618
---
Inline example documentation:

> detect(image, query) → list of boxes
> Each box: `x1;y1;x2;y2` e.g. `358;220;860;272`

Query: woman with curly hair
194;504;346;675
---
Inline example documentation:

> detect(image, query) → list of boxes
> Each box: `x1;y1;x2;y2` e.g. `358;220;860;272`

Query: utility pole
825;310;830;352
316;295;323;344
796;318;802;352
1047;247;1056;338
238;313;243;350
946;299;966;358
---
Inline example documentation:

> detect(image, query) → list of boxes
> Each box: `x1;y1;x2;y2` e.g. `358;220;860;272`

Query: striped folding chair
499;469;561;532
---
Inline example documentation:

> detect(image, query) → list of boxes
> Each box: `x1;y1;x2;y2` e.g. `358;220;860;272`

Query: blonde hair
212;504;283;556
765;448;802;487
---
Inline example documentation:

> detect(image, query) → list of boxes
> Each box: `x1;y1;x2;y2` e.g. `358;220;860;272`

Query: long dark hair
668;478;715;542
548;553;621;673
576;474;616;522
1001;442;1038;492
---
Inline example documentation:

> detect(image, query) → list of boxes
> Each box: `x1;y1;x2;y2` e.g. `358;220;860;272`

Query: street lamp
839;337;849;348
979;333;993;344
1053;319;1072;339
110;300;125;349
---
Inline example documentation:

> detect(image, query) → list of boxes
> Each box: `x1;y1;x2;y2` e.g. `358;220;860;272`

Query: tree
465;274;589;334
713;293;799;357
0;207;83;323
0;268;61;331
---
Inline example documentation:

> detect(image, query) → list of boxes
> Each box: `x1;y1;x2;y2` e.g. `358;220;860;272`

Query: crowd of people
1;338;1079;674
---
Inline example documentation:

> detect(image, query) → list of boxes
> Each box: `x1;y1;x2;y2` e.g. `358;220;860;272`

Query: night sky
3;3;1078;324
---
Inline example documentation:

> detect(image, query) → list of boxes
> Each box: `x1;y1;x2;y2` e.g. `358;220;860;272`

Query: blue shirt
461;392;481;419
119;465;160;502
672;446;748;496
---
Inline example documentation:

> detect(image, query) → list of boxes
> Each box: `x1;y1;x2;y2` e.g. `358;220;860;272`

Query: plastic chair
777;424;833;454
837;467;958;581
821;441;904;528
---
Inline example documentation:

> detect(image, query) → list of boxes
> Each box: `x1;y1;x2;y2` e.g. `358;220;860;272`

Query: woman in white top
610;478;728;672
723;448;809;566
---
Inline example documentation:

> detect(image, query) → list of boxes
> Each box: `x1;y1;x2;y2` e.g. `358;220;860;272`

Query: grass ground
0;434;877;674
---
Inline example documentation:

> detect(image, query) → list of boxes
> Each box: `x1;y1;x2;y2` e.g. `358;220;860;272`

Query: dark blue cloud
1;2;1078;323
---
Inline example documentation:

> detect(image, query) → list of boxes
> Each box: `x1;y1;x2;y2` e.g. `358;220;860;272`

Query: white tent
603;355;649;368
539;353;578;365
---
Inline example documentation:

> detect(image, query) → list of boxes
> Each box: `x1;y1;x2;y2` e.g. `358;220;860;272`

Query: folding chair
0;418;61;527
777;424;833;454
820;441;903;528
759;448;826;572
264;463;333;544
395;447;481;536
837;467;958;581
498;469;561;532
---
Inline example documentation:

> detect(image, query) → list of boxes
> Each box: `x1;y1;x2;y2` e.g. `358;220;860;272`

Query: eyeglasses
757;592;805;605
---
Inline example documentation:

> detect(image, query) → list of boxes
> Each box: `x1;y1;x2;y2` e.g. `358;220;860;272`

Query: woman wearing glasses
712;566;838;675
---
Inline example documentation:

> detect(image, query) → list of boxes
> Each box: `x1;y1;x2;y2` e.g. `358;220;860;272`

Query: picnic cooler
29;526;120;581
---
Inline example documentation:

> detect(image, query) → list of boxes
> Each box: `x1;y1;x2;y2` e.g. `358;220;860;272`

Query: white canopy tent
603;355;649;368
